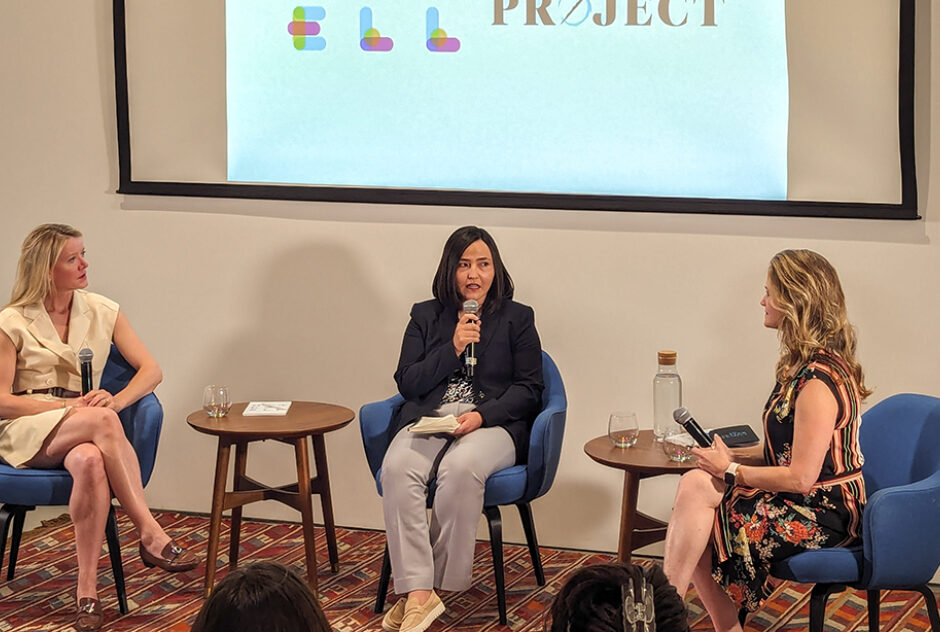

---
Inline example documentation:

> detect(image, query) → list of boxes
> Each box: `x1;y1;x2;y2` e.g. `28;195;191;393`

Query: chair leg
516;503;545;586
809;584;845;632
374;543;391;614
6;505;30;580
104;505;128;615
912;585;940;632
484;506;507;626
867;589;880;632
0;504;13;577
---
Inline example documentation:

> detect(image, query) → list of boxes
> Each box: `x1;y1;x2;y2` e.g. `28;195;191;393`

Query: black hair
431;225;514;315
190;561;331;632
545;563;690;632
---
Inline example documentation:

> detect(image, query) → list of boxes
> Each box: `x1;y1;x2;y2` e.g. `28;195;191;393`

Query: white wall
1;2;938;566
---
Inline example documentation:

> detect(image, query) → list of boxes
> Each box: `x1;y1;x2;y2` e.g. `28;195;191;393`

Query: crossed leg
27;407;175;599
663;469;742;632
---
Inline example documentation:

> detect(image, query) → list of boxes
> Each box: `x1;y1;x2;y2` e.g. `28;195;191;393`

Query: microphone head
78;348;94;363
462;299;479;315
673;407;690;423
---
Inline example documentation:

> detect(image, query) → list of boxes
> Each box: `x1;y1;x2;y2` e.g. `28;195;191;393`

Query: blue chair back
521;352;567;502
859;393;940;495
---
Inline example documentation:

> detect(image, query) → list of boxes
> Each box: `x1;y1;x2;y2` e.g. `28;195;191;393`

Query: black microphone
78;348;94;395
672;407;713;448
462;299;479;377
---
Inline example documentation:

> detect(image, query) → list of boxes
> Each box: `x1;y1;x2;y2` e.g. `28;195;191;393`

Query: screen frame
112;0;919;220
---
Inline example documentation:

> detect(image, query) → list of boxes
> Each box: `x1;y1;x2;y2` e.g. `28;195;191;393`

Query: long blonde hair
6;223;83;309
767;249;871;400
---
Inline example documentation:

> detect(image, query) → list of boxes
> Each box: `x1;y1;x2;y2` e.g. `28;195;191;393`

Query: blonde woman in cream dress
0;224;197;632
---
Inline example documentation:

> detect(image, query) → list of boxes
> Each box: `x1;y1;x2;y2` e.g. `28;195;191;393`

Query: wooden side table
187;401;354;596
584;430;695;563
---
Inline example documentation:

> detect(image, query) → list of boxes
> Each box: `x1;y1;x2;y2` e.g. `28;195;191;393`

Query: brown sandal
139;541;199;572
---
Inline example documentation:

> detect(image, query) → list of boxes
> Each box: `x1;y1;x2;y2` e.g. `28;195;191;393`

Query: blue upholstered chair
769;393;940;632
0;345;164;614
359;350;567;625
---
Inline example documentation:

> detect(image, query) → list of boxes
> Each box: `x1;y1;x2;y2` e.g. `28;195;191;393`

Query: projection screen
114;0;917;218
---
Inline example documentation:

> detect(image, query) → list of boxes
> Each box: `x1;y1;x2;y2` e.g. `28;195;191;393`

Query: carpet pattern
0;510;936;631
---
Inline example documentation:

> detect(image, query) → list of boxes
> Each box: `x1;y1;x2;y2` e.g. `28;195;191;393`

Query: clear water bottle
653;350;682;442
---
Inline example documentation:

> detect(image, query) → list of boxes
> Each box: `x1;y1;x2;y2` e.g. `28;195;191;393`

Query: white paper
242;401;292;416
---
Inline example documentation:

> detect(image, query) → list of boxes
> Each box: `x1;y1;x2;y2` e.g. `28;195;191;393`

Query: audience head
432;225;514;314
545;563;690;632
8;223;83;308
766;249;869;397
190;561;331;632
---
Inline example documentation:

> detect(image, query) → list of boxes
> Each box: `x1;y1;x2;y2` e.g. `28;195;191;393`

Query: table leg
618;470;640;564
229;441;248;569
205;438;233;597
294;436;318;593
311;434;339;572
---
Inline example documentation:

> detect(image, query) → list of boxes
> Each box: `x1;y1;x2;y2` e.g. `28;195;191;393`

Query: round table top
187;401;355;439
584;430;697;476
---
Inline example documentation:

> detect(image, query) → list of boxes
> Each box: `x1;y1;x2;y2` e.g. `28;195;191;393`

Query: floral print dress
711;350;866;613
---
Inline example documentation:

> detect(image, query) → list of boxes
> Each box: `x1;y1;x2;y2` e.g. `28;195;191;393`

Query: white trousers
380;424;515;593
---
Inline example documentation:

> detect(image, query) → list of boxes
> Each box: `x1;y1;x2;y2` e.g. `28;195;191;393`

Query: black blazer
392;298;544;463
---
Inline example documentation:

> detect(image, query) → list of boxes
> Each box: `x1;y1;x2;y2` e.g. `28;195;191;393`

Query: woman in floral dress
662;249;870;632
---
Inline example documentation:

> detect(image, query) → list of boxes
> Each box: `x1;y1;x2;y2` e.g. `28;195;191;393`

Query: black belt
14;387;81;398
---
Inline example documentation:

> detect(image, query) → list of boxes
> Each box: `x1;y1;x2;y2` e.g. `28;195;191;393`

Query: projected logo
289;6;326;51
360;7;394;51
426;8;460;52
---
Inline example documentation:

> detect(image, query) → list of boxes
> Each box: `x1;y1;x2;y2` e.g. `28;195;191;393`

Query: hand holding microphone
454;299;480;375
77;348;115;409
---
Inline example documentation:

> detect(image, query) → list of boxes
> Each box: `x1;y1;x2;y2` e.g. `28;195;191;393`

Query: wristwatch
724;462;740;486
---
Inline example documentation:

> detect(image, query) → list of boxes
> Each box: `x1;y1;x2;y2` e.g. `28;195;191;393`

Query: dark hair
190;562;331;632
545;563;690;632
431;226;514;315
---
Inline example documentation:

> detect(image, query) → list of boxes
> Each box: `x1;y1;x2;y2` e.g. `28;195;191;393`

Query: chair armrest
118;393;164;488
862;469;940;588
359;394;404;479
523;402;567;502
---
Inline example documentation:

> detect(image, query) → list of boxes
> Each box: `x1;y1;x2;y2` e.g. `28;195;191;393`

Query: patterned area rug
0;510;936;631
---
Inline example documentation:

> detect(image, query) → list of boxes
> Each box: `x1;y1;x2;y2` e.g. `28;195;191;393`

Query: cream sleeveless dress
0;291;118;468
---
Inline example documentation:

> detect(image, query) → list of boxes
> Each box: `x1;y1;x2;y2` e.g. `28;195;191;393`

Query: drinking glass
608;411;639;448
203;385;231;418
662;428;695;462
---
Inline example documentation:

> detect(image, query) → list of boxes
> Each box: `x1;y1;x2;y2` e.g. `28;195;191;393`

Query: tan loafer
75;597;103;632
381;597;408;631
400;590;445;632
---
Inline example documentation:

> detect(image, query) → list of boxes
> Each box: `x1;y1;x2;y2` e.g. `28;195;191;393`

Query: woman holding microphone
0;224;198;631
379;226;544;632
663;250;869;632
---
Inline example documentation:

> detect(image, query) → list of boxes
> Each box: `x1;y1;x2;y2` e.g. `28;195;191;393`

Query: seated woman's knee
436;451;485;490
675;469;723;507
63;443;106;482
82;407;124;440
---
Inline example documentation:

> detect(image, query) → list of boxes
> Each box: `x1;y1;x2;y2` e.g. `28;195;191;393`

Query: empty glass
608;411;639;448
662;428;695;462
203;385;231;418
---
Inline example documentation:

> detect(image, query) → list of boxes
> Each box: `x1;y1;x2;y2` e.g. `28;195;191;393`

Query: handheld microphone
78;348;94;395
672;407;713;448
462;299;479;377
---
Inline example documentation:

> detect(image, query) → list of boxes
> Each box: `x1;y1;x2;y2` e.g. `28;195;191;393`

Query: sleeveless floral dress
711;350;866;613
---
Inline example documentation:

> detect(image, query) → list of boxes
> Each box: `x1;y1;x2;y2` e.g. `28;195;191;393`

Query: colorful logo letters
360;8;394;52
289;6;326;51
426;8;460;53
